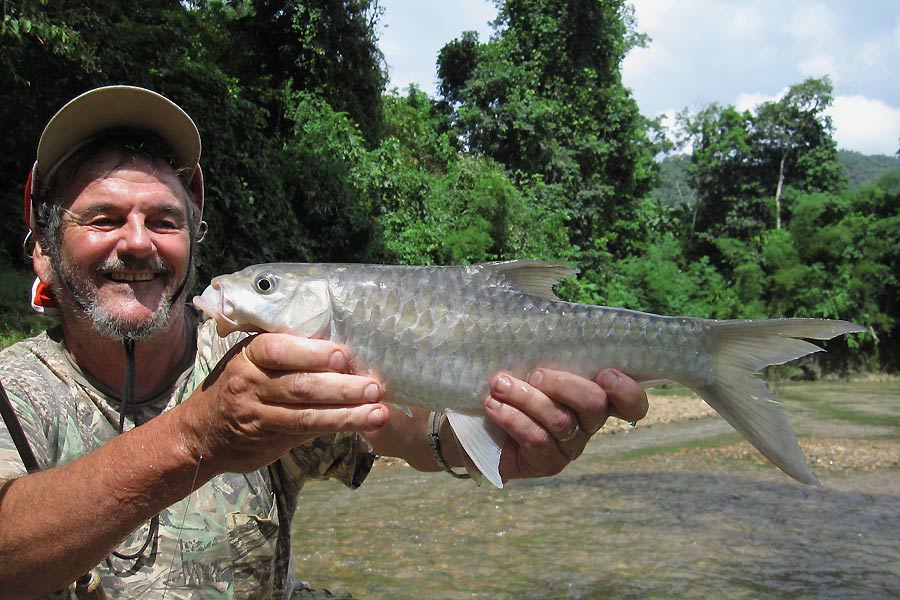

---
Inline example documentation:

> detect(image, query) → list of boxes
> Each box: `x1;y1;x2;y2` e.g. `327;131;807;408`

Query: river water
292;387;900;599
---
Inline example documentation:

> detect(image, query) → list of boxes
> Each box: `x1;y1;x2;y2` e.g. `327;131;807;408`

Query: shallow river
292;385;900;599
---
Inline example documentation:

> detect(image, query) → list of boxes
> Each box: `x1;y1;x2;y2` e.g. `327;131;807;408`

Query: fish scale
328;266;723;413
194;260;865;488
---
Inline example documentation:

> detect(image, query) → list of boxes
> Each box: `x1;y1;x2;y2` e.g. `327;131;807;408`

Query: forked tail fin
693;318;864;484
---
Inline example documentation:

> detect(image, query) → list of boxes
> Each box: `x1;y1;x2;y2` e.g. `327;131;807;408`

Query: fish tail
691;318;864;485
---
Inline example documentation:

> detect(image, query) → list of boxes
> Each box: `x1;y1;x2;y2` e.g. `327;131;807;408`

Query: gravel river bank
293;379;900;599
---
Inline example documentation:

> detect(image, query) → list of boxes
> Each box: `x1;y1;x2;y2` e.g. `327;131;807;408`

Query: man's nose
117;216;155;256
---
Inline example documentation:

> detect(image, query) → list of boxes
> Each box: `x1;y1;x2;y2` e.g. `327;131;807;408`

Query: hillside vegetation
1;1;896;371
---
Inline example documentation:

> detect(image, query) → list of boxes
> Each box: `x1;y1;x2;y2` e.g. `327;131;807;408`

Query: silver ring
558;422;581;443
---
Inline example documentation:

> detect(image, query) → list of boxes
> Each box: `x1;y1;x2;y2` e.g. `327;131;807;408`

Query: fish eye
254;273;278;295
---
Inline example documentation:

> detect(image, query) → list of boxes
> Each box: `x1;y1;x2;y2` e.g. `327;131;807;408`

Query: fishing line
160;403;215;597
161;231;210;597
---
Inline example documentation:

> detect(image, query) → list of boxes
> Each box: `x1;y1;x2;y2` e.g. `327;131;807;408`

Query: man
0;86;648;599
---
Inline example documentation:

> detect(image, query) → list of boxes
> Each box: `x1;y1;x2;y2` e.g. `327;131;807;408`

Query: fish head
193;264;332;338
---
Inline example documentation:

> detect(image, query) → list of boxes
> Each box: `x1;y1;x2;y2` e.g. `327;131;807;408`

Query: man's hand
485;368;649;480
180;333;388;475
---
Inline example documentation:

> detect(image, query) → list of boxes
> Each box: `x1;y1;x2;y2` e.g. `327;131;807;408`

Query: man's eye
152;219;180;230
89;217;121;228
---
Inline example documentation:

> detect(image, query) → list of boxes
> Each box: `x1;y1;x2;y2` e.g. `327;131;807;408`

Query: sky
378;0;900;156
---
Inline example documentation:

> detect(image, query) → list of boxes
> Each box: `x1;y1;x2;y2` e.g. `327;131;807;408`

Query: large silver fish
193;260;864;488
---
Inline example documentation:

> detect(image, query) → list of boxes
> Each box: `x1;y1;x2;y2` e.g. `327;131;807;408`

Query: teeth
109;273;157;282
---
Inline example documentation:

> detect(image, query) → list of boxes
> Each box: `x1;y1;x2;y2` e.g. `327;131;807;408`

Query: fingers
213;334;387;434
596;369;649;424
483;368;651;480
488;369;607;464
522;369;611;436
255;372;387;434
242;333;352;373
258;370;384;407
502;367;649;431
237;333;381;405
263;402;388;434
485;374;571;472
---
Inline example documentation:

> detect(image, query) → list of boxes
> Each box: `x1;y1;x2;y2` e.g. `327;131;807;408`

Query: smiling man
0;86;648;599
43;149;190;337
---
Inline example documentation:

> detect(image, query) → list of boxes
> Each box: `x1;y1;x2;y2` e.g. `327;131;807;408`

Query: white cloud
627;0;682;31
783;2;839;43
622;43;673;82
724;5;765;41
796;56;837;81
734;90;785;113
858;40;887;71
379;0;496;94
379;0;900;155
828;95;900;156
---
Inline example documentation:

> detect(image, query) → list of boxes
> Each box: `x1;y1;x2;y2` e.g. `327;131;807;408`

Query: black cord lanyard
109;337;159;566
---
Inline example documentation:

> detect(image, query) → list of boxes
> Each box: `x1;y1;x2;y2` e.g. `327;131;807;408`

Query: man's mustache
95;258;170;276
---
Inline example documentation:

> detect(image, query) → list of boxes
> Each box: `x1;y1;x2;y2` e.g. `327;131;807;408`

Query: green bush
0;266;53;350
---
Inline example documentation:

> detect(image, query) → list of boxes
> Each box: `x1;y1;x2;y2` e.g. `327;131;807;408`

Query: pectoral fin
445;411;506;488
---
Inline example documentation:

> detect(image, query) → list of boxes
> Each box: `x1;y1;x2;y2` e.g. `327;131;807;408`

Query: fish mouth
193;282;241;336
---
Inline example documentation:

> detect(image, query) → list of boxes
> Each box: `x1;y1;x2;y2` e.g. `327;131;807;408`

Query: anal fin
446;411;506;488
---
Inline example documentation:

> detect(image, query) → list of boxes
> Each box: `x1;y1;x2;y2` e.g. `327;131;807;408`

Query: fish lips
193;285;243;336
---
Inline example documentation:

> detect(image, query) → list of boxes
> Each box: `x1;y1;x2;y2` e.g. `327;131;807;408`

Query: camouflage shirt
0;308;374;599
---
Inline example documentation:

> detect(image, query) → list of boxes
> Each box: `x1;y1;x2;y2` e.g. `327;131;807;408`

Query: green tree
282;91;376;262
838;150;900;188
845;172;900;369
365;87;570;265
752;77;846;229
676;103;764;253
437;0;658;266
187;0;391;274
219;0;387;144
678;77;846;264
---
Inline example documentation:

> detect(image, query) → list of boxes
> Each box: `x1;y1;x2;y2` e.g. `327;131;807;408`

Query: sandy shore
598;392;716;433
600;390;900;473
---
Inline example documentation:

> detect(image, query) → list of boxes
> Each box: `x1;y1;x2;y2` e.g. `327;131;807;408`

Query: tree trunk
774;151;787;229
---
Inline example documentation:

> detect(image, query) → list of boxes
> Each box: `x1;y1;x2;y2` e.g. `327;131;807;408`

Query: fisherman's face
40;154;193;340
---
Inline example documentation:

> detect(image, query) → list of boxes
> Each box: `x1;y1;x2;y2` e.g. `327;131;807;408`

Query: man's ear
32;235;53;285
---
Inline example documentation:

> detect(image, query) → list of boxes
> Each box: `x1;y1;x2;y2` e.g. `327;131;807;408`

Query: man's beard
51;253;186;342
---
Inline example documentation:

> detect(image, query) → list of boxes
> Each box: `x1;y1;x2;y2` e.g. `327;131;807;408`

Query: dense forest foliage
1;0;897;371
838;150;900;188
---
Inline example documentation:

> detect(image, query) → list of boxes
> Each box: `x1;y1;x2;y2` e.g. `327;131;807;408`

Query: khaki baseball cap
35;85;201;184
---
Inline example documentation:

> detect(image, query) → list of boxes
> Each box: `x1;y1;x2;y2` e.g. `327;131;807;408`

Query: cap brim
36;85;201;181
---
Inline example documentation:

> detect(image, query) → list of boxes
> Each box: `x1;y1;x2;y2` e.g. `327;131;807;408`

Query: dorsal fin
481;260;577;300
